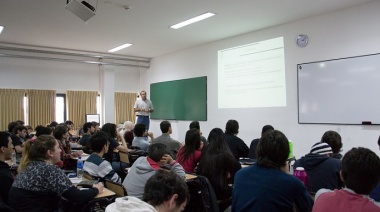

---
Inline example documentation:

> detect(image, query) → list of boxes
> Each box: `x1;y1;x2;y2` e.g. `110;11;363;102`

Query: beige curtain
67;91;97;130
27;89;56;129
0;89;25;131
115;92;136;125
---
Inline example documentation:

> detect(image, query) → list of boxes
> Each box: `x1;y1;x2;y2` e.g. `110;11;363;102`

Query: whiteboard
298;53;380;125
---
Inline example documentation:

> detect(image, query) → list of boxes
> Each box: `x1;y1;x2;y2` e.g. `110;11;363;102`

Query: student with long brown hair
8;135;103;211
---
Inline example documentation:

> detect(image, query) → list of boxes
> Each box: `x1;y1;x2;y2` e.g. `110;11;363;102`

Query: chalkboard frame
150;76;207;121
297;53;380;125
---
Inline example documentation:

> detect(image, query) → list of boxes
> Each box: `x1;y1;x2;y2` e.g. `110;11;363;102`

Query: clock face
297;34;308;47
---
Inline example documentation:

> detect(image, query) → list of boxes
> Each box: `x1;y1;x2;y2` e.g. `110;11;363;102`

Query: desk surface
73;153;90;161
96;188;115;198
186;174;198;181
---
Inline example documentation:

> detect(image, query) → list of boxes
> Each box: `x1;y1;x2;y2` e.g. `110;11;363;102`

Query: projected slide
218;37;286;108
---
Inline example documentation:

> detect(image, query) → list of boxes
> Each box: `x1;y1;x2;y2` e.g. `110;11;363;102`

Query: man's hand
159;154;173;166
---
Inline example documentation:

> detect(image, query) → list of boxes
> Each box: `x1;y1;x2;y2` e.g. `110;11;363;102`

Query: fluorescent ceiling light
108;43;132;53
170;12;215;29
0;26;4;34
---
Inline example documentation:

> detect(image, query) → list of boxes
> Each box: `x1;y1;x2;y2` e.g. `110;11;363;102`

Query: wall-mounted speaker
65;0;96;22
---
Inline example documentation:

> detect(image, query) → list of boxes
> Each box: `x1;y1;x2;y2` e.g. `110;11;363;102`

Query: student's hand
93;182;104;194
160;154;173;165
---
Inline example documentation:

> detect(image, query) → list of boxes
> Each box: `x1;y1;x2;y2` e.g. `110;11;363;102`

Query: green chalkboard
150;76;207;121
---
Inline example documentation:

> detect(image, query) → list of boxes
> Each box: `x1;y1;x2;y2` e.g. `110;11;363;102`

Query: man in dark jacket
0;131;14;203
293;142;343;193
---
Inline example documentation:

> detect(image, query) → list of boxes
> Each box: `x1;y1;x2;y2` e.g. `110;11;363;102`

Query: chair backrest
83;171;93;180
119;151;130;164
185;175;220;212
105;179;127;197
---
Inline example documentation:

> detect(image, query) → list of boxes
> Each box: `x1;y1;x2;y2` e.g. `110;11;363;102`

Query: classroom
1;1;380;210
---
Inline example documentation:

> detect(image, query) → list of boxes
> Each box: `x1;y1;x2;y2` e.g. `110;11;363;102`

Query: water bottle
11;151;16;165
77;156;83;178
294;167;308;187
288;140;293;159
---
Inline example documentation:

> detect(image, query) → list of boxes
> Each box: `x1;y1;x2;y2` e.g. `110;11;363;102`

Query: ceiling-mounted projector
65;0;96;22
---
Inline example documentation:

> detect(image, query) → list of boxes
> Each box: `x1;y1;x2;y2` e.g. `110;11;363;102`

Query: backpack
185;175;219;212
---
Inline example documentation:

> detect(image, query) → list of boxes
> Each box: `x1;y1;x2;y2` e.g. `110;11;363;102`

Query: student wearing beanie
294;142;343;193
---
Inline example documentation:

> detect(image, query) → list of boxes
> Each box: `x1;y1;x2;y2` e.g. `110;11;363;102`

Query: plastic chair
81;198;112;212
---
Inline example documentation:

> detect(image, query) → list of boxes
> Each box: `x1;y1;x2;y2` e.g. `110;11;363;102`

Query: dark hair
90;131;108;152
197;128;238;193
83;122;94;133
205;128;232;155
177;129;201;164
53;125;68;140
148;143;169;162
8;122;20;133
19;135;57;172
160;121;171;133
101;123;117;138
189;121;200;130
321;130;342;154
143;169;189;207
261;125;274;135
65;120;73;125
0;131;11;148
91;121;100;127
256;130;289;169
134;123;146;137
49;121;58;128
25;125;33;131
225;119;239;134
13;125;27;134
15;120;25;125
35;125;53;137
341;147;380;194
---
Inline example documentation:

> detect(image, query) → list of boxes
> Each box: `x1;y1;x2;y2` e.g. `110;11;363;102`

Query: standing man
134;91;154;131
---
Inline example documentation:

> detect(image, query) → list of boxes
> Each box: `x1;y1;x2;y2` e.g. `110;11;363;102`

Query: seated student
106;169;190;212
248;125;274;159
313;147;380;211
0;132;14;203
123;143;185;199
101;123;129;174
321;130;343;159
370;135;380;201
119;121;134;148
196;128;241;211
224;120;249;160
53;125;82;170
176;128;203;173
131;123;150;152
232;130;313;212
78;122;95;153
83;131;121;183
189;120;208;146
8;135;103;212
12;125;27;163
152;121;182;159
293;142;342;193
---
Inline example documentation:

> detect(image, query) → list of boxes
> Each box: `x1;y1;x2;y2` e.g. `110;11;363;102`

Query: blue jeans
137;115;150;130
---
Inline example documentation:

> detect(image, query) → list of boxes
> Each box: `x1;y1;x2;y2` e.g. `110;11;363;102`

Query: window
56;94;66;123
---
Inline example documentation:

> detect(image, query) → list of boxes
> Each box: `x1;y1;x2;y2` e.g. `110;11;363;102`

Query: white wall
0;56;141;124
144;1;380;157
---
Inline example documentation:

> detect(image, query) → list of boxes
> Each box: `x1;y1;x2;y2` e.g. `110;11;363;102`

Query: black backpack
185;175;220;212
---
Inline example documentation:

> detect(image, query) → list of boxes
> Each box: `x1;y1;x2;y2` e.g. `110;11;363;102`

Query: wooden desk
73;153;90;161
186;174;198;181
95;188;115;198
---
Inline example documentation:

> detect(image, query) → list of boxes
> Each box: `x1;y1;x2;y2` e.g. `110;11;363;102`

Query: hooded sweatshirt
294;153;342;193
106;196;157;212
122;156;185;199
